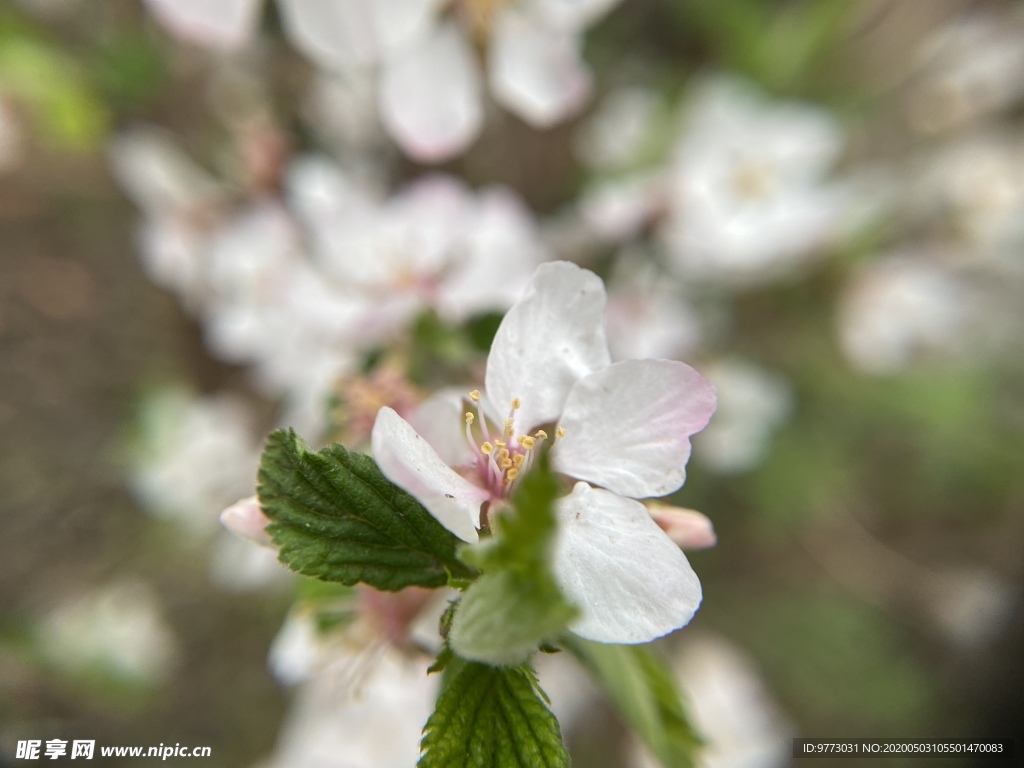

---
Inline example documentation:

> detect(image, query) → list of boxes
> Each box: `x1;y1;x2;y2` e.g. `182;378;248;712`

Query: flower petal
437;186;544;320
485;261;611;432
489;10;591;127
371;407;484;543
369;0;445;55
553;483;702;643
379;22;483;163
275;0;377;69
409;388;477;468
555;359;716;498
143;0;260;50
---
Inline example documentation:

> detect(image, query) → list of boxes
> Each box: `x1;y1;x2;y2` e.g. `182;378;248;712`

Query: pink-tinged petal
647;504;717;550
220;495;274;548
553;483;702;643
371;407;484;543
410;388;477;469
276;0;378;70
485;261;611;433
143;0;261;50
489;10;591;128
379;23;482;163
555;359;716;498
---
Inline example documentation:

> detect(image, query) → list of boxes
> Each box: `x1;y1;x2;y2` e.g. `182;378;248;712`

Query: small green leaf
565;638;702;768
419;659;570;768
257;429;474;591
449;571;577;666
449;453;578;664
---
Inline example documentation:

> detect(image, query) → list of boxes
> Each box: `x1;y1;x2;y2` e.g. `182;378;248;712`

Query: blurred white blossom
905;9;1024;134
108;126;226;305
604;252;703;361
37;581;178;685
289;157;546;327
260;646;436;768
131;389;262;536
143;0;620;162
262;587;445;767
925;569;1016;651
912;133;1024;257
208;531;291;593
576;85;660;171
838;253;971;375
660;75;850;286
694;360;793;475
630;634;792;768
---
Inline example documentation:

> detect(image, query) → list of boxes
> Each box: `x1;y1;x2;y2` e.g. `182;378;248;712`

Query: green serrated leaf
257;429;474;591
565;638;701;768
449;453;578;664
419;659;570;768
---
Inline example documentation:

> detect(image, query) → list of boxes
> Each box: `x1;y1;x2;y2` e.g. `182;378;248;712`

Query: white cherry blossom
371;261;716;643
660;75;850;286
143;0;619;162
289;157;546;326
838;252;971;375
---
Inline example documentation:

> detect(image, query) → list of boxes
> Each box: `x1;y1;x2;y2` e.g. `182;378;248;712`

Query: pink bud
648;504;717;550
220;495;274;548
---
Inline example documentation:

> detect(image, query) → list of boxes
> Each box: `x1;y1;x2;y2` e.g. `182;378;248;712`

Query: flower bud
219;495;273;548
648;504;717;550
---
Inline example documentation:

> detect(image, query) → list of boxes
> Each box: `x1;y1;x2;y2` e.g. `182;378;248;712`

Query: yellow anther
497;447;510;461
513;454;525;468
534;429;547;440
520;436;536;450
495;440;506;447
511;397;521;410
469;390;481;402
500;458;513;469
465;412;475;424
556;427;566;439
506;467;520;481
481;442;494;455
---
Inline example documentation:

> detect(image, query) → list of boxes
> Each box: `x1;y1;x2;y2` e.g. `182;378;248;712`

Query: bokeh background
2;0;1023;766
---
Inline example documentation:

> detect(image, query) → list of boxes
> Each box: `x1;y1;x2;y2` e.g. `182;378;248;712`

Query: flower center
462;389;561;497
730;158;775;202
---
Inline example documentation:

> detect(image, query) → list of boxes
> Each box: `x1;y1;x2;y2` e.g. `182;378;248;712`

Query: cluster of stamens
462;390;564;495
